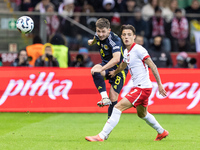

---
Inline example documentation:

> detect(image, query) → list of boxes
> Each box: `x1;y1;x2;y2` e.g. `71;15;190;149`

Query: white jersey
123;43;152;88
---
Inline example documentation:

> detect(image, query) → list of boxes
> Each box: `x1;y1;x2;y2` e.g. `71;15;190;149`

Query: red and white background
0;67;200;114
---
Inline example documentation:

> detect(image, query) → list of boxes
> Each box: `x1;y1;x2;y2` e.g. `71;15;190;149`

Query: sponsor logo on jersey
113;46;120;50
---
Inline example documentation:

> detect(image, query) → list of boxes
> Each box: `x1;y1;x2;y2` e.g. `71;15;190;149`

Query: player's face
121;29;136;47
96;27;111;41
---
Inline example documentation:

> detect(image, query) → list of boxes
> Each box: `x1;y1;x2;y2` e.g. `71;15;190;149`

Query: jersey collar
128;43;136;52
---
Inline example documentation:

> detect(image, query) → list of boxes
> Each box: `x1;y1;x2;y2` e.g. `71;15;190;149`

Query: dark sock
92;72;106;93
108;101;117;119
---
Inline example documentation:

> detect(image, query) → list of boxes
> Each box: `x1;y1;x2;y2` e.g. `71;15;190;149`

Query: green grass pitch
0;112;200;150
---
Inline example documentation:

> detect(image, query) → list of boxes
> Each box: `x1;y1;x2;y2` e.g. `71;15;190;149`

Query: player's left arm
109;61;127;78
101;51;121;71
144;57;167;97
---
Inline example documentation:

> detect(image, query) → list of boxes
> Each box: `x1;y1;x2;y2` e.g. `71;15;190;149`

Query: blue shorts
100;62;128;94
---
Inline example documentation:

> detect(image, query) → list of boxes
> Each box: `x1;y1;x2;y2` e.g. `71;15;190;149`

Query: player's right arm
109;61;127;78
145;57;167;97
88;36;97;46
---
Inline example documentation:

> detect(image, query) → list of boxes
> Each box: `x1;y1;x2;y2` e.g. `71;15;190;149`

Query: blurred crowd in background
4;0;200;68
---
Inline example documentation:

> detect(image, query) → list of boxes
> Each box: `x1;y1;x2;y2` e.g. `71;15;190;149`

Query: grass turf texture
0;113;199;150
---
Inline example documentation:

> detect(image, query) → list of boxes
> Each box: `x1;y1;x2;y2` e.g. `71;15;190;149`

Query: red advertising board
0;67;200;114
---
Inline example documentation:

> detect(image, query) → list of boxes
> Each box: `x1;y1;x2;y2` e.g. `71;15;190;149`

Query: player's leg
137;105;164;132
107;86;118;118
85;97;132;142
136;105;169;141
91;64;111;106
98;98;132;140
107;70;127;118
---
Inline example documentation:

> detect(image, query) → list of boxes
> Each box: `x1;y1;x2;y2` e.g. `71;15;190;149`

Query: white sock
100;91;109;99
99;107;122;139
142;112;164;134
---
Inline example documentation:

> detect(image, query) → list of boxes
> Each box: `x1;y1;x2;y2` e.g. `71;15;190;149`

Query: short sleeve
112;39;122;53
136;45;150;61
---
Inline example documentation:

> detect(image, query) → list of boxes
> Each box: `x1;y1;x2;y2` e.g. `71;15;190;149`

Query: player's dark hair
120;24;136;35
96;18;110;29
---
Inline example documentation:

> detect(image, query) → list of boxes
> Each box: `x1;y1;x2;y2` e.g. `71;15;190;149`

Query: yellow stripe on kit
121;46;124;57
120;46;126;84
116;64;126;84
121;70;126;84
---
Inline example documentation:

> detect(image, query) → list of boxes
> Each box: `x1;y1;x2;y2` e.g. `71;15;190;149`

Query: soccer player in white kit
85;24;169;142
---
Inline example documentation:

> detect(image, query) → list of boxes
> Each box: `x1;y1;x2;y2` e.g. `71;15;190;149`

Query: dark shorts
100;62;128;94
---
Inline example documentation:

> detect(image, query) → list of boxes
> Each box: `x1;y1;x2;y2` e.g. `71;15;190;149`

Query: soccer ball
16;16;34;34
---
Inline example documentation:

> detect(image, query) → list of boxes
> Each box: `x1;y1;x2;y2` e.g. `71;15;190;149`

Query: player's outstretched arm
144;57;167;97
102;52;121;72
88;37;97;46
109;61;127;78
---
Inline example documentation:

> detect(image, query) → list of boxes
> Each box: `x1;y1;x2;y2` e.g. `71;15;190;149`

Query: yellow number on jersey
115;76;121;85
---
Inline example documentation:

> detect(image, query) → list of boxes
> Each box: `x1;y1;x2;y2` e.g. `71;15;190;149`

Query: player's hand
88;39;94;46
158;84;167;97
109;70;116;78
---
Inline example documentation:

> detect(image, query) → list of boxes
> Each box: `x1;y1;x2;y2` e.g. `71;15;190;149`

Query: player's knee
90;68;94;75
114;103;124;112
114;104;120;110
109;94;118;102
137;111;146;118
92;72;101;77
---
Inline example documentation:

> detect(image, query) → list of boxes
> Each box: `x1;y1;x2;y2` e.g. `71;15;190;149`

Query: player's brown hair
96;18;110;29
120;24;136;35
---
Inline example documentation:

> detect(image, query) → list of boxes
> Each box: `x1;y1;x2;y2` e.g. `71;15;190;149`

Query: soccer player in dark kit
88;18;128;118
